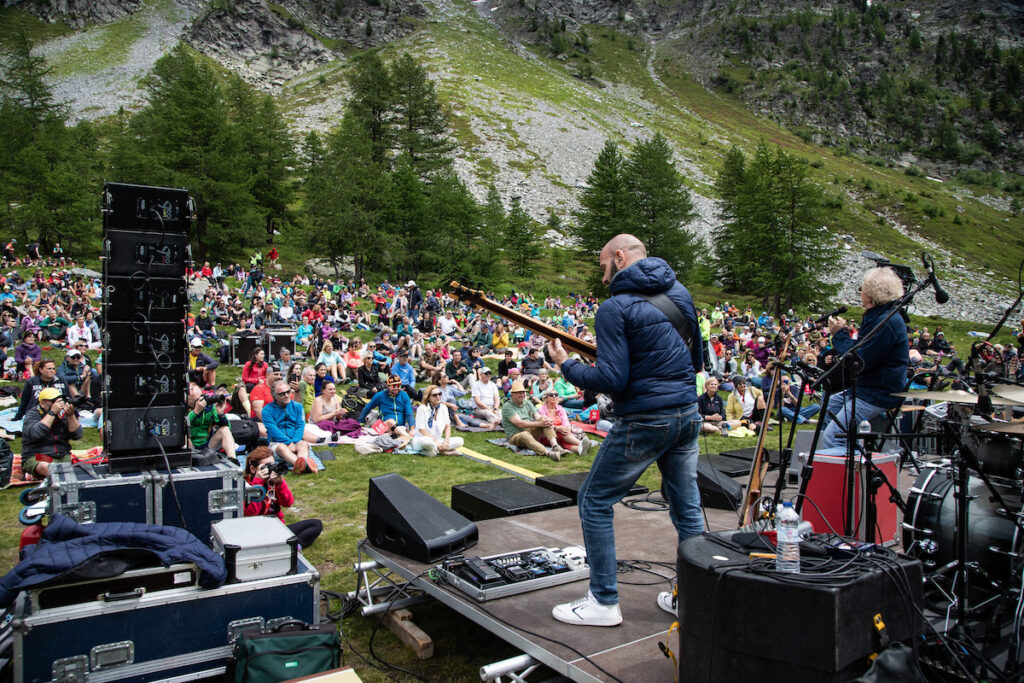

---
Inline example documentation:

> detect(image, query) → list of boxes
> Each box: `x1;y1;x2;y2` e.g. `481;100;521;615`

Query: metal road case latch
228;617;265;642
58;502;97;524
209;488;242;513
52;655;88;682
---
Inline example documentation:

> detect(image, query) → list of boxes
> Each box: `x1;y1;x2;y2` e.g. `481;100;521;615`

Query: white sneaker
657;590;676;616
577;436;592;456
552;591;622;627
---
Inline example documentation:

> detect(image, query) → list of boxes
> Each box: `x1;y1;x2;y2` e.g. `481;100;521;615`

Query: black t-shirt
697;392;724;419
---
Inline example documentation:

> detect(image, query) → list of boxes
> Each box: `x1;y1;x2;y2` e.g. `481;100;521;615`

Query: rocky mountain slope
6;0;1024;322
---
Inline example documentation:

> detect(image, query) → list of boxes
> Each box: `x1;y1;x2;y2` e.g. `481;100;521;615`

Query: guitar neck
448;282;597;361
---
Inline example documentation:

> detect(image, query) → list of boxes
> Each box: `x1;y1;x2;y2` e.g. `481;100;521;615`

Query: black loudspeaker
104;363;185;409
102;183;192;233
367;473;478;563
696;461;742;510
534;472;648;504
677;532;923;682
104;276;187;323
104;230;189;278
451;478;572;521
104;406;188;453
104;322;184;365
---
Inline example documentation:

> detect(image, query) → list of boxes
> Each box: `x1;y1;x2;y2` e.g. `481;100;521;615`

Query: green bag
229;619;341;683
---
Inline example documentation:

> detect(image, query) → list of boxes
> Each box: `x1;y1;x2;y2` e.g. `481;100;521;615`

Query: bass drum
902;465;1022;582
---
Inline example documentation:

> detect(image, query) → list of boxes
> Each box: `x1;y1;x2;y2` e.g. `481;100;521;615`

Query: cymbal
971;421;1024;435
991;384;1024;404
890;390;1023;406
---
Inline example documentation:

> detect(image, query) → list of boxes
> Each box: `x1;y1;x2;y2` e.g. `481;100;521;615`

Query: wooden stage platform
358;502;682;682
354;456;931;682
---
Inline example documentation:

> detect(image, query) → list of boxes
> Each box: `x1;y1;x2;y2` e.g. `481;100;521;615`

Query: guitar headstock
449;281;485;304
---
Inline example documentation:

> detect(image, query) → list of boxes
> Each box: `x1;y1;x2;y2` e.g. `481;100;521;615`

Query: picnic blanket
455;423;502;432
487;438;538;456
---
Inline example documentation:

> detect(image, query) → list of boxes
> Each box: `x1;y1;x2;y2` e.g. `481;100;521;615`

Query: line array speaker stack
101;182;193;473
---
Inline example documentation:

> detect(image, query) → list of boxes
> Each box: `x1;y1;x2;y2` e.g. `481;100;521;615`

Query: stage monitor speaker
534;472;648;505
697;461;742;511
103;363;185;409
367;473;478;563
104;276;186;323
104;230;189;279
102;183;192;233
677;532;923;682
104;322;184;365
451;478;572;521
104;405;187;454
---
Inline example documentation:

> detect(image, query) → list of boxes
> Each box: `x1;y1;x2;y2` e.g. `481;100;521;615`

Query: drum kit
896;384;1024;661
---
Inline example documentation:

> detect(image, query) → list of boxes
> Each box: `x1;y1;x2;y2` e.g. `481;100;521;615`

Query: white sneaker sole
551;606;622;627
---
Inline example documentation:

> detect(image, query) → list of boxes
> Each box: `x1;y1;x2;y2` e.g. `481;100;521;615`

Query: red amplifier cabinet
801;453;899;545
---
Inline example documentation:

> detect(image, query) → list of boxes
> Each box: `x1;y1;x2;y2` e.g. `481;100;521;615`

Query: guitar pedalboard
434;546;589;601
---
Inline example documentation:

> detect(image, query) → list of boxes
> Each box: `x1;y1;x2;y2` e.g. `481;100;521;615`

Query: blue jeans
578;403;702;605
779;404;820;424
819;390;887;452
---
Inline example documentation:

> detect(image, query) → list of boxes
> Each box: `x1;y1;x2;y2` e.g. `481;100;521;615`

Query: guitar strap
638;292;696;356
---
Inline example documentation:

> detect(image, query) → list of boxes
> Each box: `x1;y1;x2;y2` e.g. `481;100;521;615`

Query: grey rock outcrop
3;0;144;29
187;0;331;88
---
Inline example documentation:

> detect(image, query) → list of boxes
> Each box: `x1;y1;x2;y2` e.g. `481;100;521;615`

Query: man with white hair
820;267;909;450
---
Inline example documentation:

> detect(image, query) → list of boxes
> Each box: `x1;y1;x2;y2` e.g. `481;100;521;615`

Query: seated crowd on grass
2;249;1023;472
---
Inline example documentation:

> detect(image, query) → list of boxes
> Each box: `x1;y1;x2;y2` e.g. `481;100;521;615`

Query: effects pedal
435;546;588;601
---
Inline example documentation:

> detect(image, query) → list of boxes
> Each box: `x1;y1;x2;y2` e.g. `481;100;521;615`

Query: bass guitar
447;282;597;361
738;331;793;527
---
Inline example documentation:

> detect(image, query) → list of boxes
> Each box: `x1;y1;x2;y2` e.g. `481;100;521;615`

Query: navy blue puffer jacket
561;257;702;416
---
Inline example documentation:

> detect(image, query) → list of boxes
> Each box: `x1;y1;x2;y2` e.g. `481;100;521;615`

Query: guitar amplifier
801;453;899;545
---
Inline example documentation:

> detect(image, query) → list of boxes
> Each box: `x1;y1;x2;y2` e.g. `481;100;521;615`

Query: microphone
814;306;847;326
921;253;950;304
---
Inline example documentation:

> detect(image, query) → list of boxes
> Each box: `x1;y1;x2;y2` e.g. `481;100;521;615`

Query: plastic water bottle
776;501;801;573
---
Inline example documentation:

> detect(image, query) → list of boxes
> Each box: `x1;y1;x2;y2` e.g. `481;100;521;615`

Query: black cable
615;559;675;586
155;437;189;535
366;567;432;683
621;490;668;511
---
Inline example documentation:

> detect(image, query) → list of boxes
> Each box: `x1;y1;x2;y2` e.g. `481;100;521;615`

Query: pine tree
389;53;455;177
385;155;428;279
713;143;839;312
571;139;630;263
425;167;497;284
0;31;98;255
348;52;393;166
114;45;263;261
226;78;296;240
503;196;542;277
623;133;698;280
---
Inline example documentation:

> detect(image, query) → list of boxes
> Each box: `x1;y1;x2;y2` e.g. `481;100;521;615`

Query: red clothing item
200;265;212;277
244;476;294;521
268;247;279;261
250;383;273;419
242;361;268;386
301;309;323;323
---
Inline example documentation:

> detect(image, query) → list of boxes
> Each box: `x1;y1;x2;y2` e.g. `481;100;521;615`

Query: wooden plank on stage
457;446;542;481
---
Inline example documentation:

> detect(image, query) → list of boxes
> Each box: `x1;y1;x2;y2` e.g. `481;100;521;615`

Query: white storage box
211;516;298;582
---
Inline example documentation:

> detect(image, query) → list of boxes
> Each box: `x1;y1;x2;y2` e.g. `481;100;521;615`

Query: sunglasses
429;392;442;398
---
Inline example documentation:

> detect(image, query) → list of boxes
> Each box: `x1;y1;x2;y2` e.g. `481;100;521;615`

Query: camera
201;391;227;405
261;461;289;477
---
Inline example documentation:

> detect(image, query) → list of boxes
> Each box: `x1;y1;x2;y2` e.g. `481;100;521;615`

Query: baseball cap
406;280;416;288
190;337;204;348
480;367;492;374
387;375;402;386
65;349;81;357
38;387;61;401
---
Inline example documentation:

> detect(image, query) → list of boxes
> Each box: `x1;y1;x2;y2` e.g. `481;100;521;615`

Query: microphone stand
810;276;934;540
